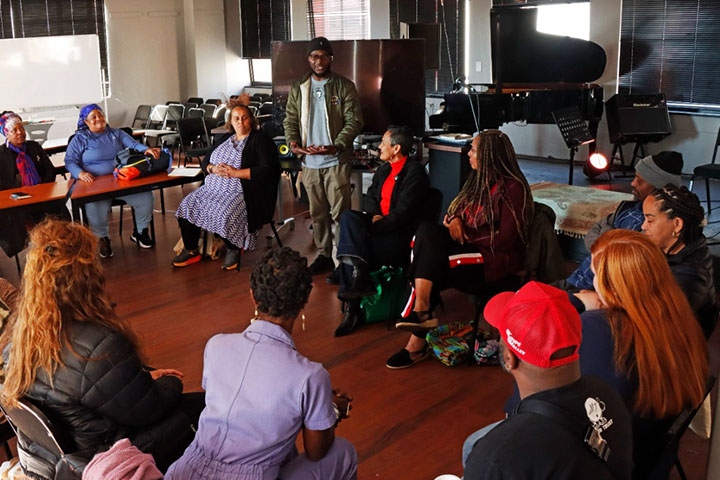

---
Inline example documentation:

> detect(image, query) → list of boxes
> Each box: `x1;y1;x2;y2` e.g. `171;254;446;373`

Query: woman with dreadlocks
386;130;533;369
641;184;716;337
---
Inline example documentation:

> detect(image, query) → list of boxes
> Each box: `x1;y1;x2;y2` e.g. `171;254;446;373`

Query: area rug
531;182;634;238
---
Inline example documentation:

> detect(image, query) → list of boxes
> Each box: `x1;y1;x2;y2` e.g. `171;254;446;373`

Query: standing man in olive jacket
283;36;364;276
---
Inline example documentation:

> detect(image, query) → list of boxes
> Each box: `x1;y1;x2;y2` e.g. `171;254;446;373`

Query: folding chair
177;117;210;167
187;97;204;105
0;398;87;479
131;105;152;128
690;125;720;213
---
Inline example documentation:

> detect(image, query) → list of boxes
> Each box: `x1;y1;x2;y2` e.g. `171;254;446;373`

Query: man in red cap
463;281;633;480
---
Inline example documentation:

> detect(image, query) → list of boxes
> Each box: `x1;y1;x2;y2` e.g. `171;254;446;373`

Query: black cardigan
0;141;56;189
202;131;281;233
363;158;430;236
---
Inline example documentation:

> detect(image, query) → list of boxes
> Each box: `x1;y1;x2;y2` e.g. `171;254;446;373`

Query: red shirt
380;156;407;215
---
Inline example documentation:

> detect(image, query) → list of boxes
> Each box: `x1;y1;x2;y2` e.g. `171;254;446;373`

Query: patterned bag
426;323;474;367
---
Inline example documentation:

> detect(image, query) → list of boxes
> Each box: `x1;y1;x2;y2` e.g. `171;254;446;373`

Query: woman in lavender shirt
166;247;358;480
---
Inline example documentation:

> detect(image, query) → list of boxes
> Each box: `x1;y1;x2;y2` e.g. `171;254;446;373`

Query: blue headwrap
77;104;103;129
0;112;22;137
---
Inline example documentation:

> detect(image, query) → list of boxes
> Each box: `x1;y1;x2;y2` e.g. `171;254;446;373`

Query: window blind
390;0;465;96
241;0;290;58
306;0;369;41
0;0;108;77
619;0;720;111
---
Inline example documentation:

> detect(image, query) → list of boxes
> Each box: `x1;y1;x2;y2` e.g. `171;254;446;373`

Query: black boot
335;303;363;337
338;263;374;301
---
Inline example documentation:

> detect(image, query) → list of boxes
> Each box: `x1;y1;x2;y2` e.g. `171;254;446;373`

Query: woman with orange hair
574;229;708;477
1;219;203;472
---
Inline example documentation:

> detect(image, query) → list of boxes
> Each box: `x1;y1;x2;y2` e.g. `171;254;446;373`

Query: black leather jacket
5;321;193;460
668;236;717;337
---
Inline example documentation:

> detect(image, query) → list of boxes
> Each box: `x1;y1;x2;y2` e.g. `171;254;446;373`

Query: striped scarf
7;142;41;186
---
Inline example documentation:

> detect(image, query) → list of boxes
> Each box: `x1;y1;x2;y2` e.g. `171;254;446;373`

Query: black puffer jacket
668;236;717;338
5;321;193;461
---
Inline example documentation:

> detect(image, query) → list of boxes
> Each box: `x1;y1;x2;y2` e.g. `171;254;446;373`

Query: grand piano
430;5;606;134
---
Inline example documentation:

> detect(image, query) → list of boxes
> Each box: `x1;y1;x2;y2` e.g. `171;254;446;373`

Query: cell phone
10;192;31;200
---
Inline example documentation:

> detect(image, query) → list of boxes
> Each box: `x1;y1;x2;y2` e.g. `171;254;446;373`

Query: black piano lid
490;5;607;85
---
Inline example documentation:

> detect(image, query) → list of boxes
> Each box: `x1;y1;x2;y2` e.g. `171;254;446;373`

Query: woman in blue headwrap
0;111;66;258
65;104;160;258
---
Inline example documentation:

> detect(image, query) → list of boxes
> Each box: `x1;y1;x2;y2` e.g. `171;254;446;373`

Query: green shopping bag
360;266;411;324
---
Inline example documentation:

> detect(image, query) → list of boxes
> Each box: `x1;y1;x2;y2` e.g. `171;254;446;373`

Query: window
619;0;720;113
0;0;109;84
241;0;290;58
390;0;465;96
306;0;369;40
536;3;589;41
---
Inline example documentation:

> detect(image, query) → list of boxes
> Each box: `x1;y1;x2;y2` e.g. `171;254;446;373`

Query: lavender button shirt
167;320;336;480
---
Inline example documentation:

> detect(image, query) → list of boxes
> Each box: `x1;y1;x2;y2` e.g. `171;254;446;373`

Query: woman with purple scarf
0;111;66;258
65;104;160;258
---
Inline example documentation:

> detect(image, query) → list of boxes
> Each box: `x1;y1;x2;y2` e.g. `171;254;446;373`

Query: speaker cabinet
605;93;672;144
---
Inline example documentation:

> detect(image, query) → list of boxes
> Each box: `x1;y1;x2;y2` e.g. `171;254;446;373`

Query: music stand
552;106;595;185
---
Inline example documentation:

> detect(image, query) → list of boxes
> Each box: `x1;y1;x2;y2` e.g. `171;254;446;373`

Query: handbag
360;266;410;324
113;149;171;180
426;323;474;367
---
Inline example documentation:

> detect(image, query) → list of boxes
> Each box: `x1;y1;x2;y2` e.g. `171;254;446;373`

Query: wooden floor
0;160;713;479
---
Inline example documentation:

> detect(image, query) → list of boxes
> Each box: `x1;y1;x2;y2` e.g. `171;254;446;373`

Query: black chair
205;98;222;106
182;102;199;115
690;126;720;213
645;376;717;480
198;103;217;119
187;97;203;105
164;100;180;105
0;398;87;479
177;117;210;167
186;107;205;119
131;105;152;128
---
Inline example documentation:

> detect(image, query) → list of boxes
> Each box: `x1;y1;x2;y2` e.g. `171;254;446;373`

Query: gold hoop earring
302;314;306;332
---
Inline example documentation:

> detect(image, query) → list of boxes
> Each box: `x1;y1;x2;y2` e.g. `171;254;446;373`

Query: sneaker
222;248;241;270
325;267;341;285
172;249;201;268
334;309;363;337
386;345;429;370
395;310;438;333
309;254;334;275
99;237;113;259
130;228;154;249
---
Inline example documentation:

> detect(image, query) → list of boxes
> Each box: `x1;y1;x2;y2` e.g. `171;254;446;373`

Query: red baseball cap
483;281;582;368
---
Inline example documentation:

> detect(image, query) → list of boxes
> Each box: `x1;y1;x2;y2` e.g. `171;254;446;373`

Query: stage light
583;152;610;178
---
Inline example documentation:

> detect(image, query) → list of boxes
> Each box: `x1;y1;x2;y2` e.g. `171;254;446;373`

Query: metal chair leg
675;459;687;480
270;221;283;248
119;204;124;236
706;178;712;214
14;255;20;274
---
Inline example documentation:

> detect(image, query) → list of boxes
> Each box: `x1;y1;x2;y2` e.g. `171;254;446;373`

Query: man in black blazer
332;125;429;336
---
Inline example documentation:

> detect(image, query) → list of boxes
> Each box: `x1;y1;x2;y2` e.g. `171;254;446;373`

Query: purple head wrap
0;112;22;137
77;104;104;129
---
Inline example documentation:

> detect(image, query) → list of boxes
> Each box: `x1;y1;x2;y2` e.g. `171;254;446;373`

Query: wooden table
0;177;71;213
42;129;148;155
69;171;203;222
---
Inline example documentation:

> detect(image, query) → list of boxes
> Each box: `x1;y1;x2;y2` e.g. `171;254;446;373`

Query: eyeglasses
309;53;331;62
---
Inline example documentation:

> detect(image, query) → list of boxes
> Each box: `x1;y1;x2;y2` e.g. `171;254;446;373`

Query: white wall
193;1;229;99
105;0;184;128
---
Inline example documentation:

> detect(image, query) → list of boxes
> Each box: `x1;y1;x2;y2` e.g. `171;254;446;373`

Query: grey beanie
635;151;683;188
